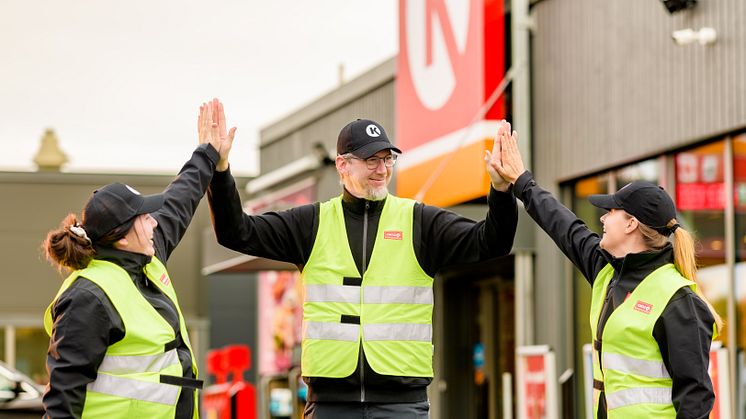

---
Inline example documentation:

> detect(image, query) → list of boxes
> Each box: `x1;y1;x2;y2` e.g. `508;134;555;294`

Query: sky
0;0;398;176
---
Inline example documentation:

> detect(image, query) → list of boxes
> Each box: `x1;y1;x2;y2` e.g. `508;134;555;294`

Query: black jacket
513;171;715;419
43;143;219;419
208;169;518;402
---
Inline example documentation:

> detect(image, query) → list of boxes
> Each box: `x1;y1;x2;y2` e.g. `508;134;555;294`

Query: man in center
208;113;518;418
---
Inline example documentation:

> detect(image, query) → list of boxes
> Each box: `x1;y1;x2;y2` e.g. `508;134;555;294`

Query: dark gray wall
532;0;746;184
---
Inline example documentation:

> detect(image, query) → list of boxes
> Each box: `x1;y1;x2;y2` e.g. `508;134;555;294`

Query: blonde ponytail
668;221;724;332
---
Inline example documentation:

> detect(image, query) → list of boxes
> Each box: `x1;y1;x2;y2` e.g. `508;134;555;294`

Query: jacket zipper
360;201;369;402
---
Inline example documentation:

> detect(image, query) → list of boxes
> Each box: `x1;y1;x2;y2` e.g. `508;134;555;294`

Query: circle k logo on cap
366;124;382;137
125;185;142;195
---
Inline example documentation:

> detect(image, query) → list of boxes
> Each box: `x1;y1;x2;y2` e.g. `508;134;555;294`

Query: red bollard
207;349;229;384
203;345;257;419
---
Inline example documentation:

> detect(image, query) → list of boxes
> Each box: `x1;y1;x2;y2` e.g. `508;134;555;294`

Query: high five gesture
198;98;236;171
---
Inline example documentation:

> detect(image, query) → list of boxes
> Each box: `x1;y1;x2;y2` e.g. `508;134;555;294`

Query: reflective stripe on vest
363;323;432;341
304;321;360;341
304;284;433;305
605;387;673;410
305;284;361;303
602;352;670;379
97;349;180;375
303;321;432;342
88;374;180;405
363;286;433;305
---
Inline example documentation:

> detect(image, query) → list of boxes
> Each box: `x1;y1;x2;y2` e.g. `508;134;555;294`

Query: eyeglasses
350;154;397;169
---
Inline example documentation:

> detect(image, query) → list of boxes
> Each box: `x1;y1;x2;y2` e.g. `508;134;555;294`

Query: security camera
672;27;717;46
672;28;697;45
697;27;717;45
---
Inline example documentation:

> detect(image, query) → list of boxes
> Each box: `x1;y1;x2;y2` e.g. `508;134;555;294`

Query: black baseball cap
588;181;677;234
82;183;164;241
337;119;402;159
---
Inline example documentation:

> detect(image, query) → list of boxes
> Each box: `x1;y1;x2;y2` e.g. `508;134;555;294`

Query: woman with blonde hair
487;122;720;419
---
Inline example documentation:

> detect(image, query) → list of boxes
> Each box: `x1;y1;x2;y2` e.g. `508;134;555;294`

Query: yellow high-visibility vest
44;257;198;418
589;263;695;418
301;195;435;378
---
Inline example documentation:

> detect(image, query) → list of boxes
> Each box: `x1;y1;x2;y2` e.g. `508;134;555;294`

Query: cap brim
587;194;621;210
352;141;403;159
137;194;165;215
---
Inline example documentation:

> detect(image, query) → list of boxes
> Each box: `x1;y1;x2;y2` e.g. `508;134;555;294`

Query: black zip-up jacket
43;143;219;419
513;171;715;419
208;169;518;403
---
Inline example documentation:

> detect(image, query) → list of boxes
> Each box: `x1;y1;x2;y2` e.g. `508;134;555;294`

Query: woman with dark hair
41;99;235;419
487;123;721;418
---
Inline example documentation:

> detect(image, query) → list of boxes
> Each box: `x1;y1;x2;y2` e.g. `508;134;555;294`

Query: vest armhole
411;203;426;274
307;202;321;262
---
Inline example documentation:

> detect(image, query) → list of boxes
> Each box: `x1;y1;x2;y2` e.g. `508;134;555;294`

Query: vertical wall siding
260;82;396;175
532;0;746;184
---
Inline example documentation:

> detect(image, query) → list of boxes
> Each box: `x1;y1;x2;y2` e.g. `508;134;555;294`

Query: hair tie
69;224;92;244
669;223;681;233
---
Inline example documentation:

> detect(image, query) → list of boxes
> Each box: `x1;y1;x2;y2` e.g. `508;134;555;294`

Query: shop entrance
438;256;515;419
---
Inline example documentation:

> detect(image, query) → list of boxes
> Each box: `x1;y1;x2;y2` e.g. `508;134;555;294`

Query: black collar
341;188;387;216
609;244;674;272
93;245;152;279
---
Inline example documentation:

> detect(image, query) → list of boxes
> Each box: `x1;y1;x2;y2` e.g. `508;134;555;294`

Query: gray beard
366;187;389;201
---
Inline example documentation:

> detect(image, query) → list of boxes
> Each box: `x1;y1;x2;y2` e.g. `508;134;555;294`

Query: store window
614;158;660;186
674;141;727;343
731;134;746;418
734;135;746;344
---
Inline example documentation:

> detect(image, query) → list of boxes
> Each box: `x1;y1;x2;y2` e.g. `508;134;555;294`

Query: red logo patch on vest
160;273;171;286
384;231;403;240
633;300;653;314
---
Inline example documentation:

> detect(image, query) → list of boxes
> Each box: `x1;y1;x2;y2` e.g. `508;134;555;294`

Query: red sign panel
523;354;548;418
398;0;493;150
396;0;505;206
676;183;725;210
